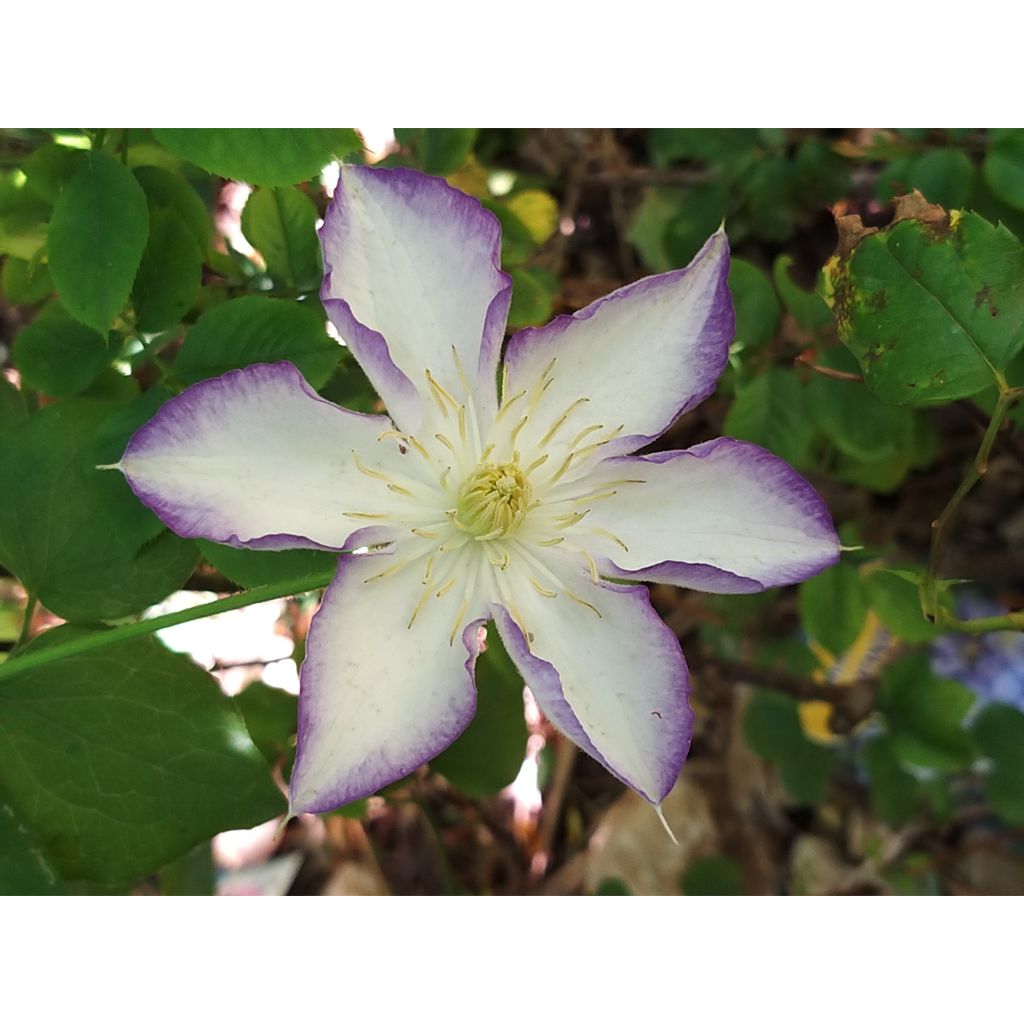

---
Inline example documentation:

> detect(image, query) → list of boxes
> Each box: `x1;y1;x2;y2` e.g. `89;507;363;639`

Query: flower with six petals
118;165;840;815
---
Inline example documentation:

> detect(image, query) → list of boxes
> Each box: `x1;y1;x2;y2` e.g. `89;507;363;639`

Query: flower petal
501;229;731;460
581;438;840;592
491;573;691;803
121;361;413;550
289;555;486;813
320;165;512;430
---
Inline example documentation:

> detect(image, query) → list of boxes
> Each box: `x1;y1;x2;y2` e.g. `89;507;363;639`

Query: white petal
290;552;487;813
121;361;420;550
320;165;511;431
491;558;691;803
500;230;732;466
579;439;840;592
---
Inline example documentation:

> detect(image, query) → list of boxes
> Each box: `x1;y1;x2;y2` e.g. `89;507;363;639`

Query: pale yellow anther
450;345;471;393
539;397;590;447
589;526;629;552
435;578;457;598
530;577;558;598
408;586;433;628
449;599;469;646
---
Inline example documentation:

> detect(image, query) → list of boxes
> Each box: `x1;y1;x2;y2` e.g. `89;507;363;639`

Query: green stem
922;383;1019;624
937;610;1024;635
0;568;337;683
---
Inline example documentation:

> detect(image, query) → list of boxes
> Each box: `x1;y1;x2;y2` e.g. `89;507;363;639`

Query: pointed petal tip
655;803;679;845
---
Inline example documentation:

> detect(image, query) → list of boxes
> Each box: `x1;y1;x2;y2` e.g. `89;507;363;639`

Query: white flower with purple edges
117;165;839;817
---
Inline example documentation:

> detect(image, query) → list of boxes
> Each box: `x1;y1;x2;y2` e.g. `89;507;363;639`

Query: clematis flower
117;165;839;815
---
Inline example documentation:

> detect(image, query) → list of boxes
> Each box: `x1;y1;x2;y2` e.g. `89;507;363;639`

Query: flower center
454;461;532;540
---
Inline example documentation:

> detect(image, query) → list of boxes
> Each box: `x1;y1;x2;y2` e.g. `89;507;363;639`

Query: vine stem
922;381;1022;626
0;568;338;683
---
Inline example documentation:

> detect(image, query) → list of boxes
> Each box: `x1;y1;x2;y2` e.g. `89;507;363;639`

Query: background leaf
154;129;362;187
47;152;149;333
0;630;284;883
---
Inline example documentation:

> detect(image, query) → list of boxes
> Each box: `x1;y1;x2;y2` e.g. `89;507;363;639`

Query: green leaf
805;349;915;462
175;296;340;388
865;568;942;642
663;182;729;266
1;256;52;304
983;129;1024;212
723;367;816;468
879;149;975;209
234;682;298;770
0;172;49;260
507;266;555;329
799;562;868;657
482;200;537;266
649;129;758;169
774;254;832;330
154;129;361;187
198;540;338;590
133;165;211;250
862;735;924;825
0;376;29;432
878;653;977;771
824;206;1024;405
47;152;150;334
729;258;780;353
0;804;63;894
432;628;527;798
595;877;632;895
241;187;321;290
0;630;284;883
395;129;477;176
972;704;1024;825
0;401;196;621
22;142;84;204
13;311;111;397
682;856;744;895
743;690;835;804
132;208;203;332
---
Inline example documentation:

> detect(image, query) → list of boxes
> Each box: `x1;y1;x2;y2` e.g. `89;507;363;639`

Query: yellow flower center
455;461;532;540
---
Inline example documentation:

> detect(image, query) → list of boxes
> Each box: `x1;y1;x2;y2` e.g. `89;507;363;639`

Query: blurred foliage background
2;127;1024;895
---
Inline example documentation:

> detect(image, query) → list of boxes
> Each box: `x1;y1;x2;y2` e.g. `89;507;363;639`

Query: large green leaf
47;152;150;334
723;367;816;468
983;129;1024;212
862;735;924;825
241;187;321;290
0;631;284;883
132;208;203;332
133;165;211;250
395;129;477;176
805;349;915;462
729;258;780;353
432;628;527;798
0;804;63;894
824;203;1024;405
197;540;338;590
154;129;361;187
877;653;977;771
1;256;52;304
798;562;868;657
743;690;835;804
0;400;196;621
13;311;111;397
971;704;1024;825
175;296;340;388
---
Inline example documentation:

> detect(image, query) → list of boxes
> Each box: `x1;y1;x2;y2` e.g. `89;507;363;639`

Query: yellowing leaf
507;189;558;244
